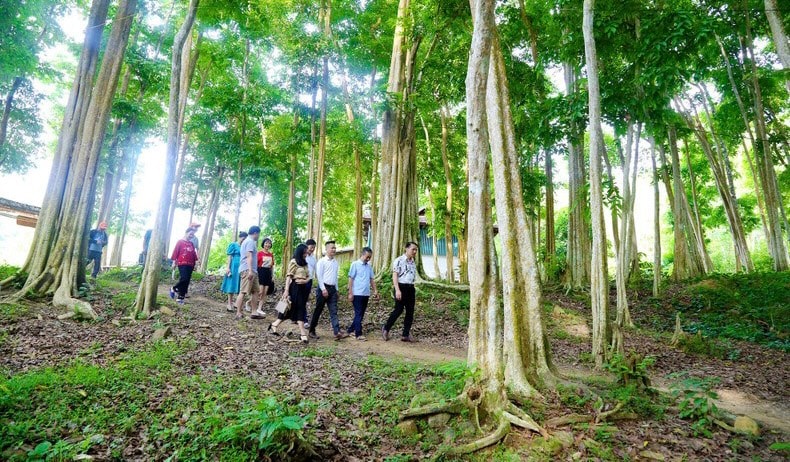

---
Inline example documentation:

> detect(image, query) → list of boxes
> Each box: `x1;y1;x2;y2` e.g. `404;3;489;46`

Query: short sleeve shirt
392;255;416;284
239;237;258;273
349;260;375;296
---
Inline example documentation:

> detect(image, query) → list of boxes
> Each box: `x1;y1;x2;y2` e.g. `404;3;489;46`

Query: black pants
309;284;339;335
384;283;416;337
173;265;194;299
88;250;102;278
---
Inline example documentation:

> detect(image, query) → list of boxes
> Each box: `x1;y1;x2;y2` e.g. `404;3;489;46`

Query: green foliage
0;265;26;290
668;373;720;437
98;266;140;283
293;346;335;358
675;272;790;350
673;331;734;360
207;232;235;274
0;302;29;322
0;340;316;461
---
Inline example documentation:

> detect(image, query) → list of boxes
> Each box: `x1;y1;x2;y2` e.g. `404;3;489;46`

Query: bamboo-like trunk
306;67;318;239
134;0;199;317
544;149;555;278
339;61;364;257
282;110;299;274
313;0;332;255
614;121;639;342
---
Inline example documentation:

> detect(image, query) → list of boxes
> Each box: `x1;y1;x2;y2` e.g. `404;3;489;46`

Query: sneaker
334;332;349;341
356;335;367;341
251;310;265;319
169;288;175;299
177;299;185;305
401;336;418;343
308;331;319;340
226;305;234;312
381;326;390;341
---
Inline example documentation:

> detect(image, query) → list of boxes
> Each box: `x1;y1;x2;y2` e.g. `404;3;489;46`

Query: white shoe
244;303;251;312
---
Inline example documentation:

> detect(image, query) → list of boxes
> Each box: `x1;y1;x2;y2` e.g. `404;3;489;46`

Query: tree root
505;402;547;437
53;287;98;320
446;418;510;455
595;400;626;423
415;278;470;291
399;397;466;420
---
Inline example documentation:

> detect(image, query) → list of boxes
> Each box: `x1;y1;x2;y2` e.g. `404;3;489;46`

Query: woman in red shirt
254;237;275;317
169;228;199;304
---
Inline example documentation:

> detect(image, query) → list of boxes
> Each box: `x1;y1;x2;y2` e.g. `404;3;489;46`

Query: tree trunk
306;67;318;239
427;188;441;278
545;149;555;278
583;0;611;368
134;0;199;317
650;138;661;297
109;152;138;266
602;144;620;256
679;95;753;272
440;106;455;282
745;10;789;270
373;0;422;275
668;126;709;280
0;77;23;150
232;159;242;239
339;61;364;257
12;0;136;320
313;0;332;254
283;110;299;274
764;0;790;93
614;121;639;347
199;166;223;272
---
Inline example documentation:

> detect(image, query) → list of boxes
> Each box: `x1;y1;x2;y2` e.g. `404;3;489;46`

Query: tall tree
583;0;610;368
134;0;200;317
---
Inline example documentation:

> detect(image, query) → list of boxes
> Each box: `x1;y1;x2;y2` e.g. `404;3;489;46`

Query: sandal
300;335;309;344
267;323;280;336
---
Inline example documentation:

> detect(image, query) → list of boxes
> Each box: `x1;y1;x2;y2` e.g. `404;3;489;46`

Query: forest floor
1;268;788;461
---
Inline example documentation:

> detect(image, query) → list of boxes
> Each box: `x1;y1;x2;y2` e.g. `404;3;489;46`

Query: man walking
87;221;109;280
382;242;419;342
309;240;346;339
234;226;261;320
347;247;378;340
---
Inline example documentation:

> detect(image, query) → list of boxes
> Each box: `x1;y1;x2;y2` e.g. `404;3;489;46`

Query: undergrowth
0;339;316;461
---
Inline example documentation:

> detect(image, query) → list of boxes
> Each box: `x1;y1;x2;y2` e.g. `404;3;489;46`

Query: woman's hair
261;237;272;247
239;231;248;239
292;243;308;267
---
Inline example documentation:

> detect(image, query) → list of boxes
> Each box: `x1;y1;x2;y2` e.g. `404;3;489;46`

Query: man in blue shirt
87;221;109;280
346;247;378;340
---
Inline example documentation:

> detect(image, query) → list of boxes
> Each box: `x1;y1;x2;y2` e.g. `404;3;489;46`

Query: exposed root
53;287;98;320
399;397;465;420
446;418;510;455
415;278;470;291
545;413;593;428
595;400;626;423
506;402;547;437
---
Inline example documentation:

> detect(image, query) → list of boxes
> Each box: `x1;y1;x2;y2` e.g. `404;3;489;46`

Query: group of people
220;226;420;345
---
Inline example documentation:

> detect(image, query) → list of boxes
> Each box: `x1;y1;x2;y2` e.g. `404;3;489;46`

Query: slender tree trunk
109;152;138;266
440;106;455;282
583;0;611;368
12;0;136;320
668;126;708;279
306;67;318;239
199;166;223;272
134;0;199;317
0;77;23;150
650;138;661;297
682;138;707;263
339;62;364;257
745;10;789;270
427;188;441;278
614;121;638;347
312;0;332;254
764;0;790;92
282;110;299;274
545;149;555;278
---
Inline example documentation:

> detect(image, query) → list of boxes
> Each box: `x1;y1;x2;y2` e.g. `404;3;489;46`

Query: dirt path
176;287;790;435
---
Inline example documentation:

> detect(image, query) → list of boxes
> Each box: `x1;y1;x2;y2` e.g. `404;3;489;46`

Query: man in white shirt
234;226;261;320
308;240;346;340
382;241;419;342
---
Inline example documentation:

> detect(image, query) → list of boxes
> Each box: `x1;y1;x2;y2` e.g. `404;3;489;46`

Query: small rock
554;430;574;449
734;416;759;436
409;392;441;409
160;307;175;316
198;323;210;329
152;326;172;341
639;450;666;461
442;426;456;443
397;419;419;436
427;413;451;429
73;455;94;461
57;312;76;320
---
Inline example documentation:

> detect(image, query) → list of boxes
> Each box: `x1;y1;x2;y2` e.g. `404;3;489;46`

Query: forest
0;0;788;460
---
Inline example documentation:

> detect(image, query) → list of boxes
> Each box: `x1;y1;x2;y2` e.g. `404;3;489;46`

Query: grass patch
292;346;335;358
673;272;790;350
0;303;29;323
0;339;317;461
